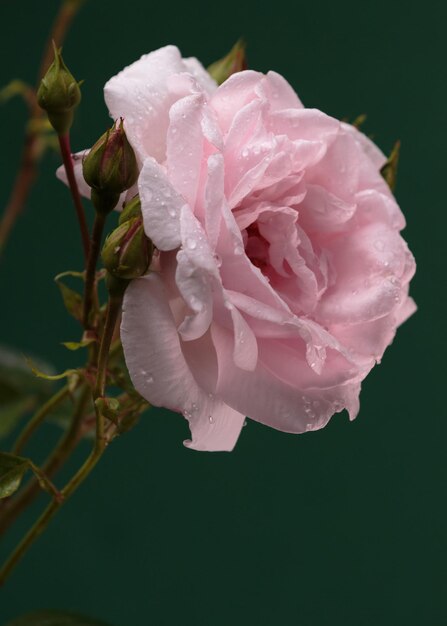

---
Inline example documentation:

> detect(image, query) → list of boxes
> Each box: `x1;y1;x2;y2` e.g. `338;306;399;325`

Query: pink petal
138;157;187;250
56;149;91;198
210;70;264;134
104;46;204;162
341;122;386;170
268;108;340;143
204;154;225;250
299;184;357;234
121;274;246;451
211;322;362;433
176;204;220;341
183;57;218;95
167;93;206;208
257;71;304;111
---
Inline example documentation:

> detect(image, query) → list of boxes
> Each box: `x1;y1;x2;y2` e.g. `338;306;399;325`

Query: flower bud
37;42;82;135
207;39;247;86
101;217;153;281
83;119;139;214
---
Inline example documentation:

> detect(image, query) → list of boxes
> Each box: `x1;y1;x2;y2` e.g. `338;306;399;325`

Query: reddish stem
58;133;90;260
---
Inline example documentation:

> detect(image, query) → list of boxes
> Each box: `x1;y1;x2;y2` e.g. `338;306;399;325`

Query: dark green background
0;0;445;624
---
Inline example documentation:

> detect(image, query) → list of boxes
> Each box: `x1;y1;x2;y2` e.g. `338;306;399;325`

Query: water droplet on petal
187;238;197;250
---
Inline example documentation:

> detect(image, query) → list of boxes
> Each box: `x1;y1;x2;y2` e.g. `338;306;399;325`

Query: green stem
11;385;70;455
0;436;104;585
95;296;122;400
82;212;106;331
0;292;123;584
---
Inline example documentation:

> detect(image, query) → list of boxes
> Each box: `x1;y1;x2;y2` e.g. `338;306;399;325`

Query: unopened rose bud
83;119;139;215
37;42;82;135
101;216;153;281
207;39;247;86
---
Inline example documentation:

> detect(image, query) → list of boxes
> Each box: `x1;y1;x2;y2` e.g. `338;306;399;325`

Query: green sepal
352;113;367;129
381;140;401;192
3;610;112;626
207;39;247;85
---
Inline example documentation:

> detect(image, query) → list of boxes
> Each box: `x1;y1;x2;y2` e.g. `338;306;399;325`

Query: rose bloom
64;46;416;451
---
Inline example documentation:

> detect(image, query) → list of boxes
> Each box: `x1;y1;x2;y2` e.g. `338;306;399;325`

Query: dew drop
209;415;214;424
187;238;197;250
374;239;385;251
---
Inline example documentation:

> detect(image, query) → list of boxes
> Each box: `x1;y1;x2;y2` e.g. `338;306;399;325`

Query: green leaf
62;338;95;351
55;272;84;322
3;610;112;626
0;452;29;499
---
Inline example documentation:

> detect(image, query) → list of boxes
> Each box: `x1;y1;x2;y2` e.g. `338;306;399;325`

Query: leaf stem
58;134;90;260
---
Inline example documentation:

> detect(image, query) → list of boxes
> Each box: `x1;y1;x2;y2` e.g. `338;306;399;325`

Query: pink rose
81;46;417;451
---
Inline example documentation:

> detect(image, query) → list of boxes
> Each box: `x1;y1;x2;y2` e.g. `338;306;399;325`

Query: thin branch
0;0;86;257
